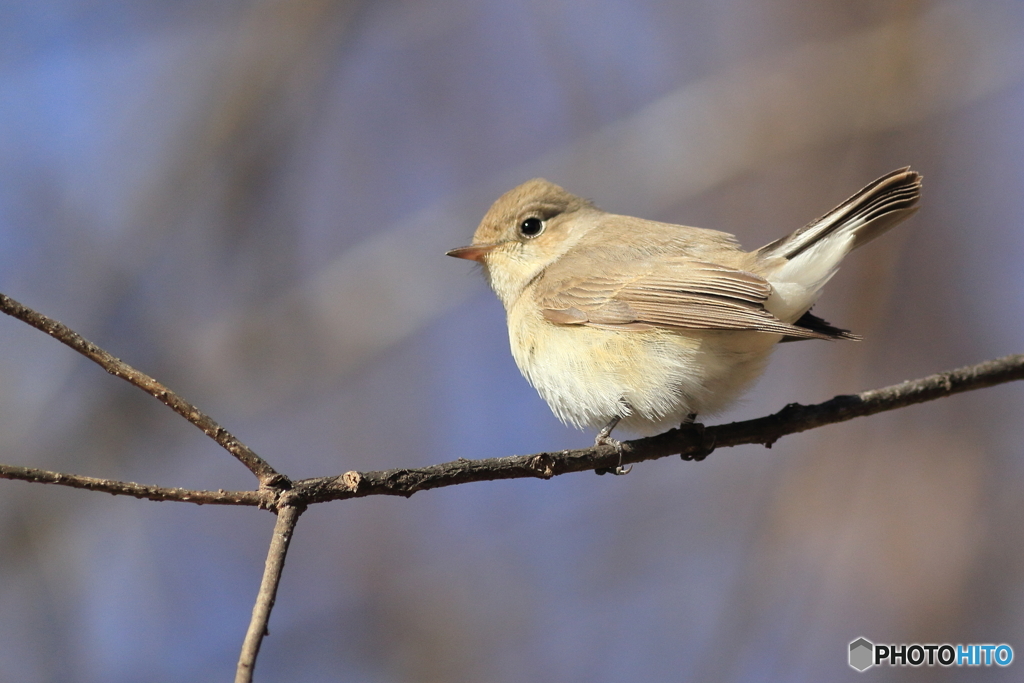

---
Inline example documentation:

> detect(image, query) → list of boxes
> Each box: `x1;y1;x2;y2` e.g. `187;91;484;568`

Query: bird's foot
594;417;631;475
679;417;716;462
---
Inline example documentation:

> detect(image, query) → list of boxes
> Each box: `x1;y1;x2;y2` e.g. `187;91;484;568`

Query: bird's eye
519;217;544;237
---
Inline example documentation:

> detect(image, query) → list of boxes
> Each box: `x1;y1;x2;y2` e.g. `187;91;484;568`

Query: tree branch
292;353;1024;503
1;285;1021;682
0;463;263;506
0;293;283;486
3;344;1020;508
236;503;303;683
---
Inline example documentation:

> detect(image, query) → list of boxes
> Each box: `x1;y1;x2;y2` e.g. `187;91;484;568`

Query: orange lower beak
445;243;500;262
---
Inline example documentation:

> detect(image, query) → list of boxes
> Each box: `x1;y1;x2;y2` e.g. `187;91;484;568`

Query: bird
447;168;921;467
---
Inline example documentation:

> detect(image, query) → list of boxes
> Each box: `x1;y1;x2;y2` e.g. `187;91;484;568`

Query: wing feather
534;254;831;339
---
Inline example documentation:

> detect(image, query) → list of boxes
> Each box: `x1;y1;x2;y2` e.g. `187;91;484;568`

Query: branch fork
1;290;1021;681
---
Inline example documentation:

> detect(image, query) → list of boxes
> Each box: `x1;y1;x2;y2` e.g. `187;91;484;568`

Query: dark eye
519;217;544;237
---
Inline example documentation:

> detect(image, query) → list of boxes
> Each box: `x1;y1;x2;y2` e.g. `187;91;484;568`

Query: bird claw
594;418;631;475
594;441;631;475
679;420;716;461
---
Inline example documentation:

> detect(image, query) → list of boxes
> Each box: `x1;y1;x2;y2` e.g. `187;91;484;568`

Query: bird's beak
445;242;500;262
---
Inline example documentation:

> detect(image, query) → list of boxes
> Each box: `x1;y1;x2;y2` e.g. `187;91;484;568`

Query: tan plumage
535;253;830;338
448;169;922;439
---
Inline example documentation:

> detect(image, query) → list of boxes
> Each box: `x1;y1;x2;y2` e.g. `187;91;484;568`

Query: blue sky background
1;1;1023;681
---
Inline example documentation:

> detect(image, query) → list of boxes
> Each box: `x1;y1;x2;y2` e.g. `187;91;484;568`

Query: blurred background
1;0;1022;681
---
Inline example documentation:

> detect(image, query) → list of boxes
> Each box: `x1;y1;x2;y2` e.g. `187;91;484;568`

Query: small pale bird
447;168;921;451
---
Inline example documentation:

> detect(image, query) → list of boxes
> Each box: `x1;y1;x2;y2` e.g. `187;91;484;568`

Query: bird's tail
758;167;921;323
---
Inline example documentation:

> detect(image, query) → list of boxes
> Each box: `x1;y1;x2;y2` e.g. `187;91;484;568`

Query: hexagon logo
849;637;874;671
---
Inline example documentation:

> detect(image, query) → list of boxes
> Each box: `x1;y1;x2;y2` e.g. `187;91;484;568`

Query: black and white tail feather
758;167;922;341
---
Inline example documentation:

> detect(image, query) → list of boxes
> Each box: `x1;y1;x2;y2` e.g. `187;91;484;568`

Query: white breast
506;298;780;435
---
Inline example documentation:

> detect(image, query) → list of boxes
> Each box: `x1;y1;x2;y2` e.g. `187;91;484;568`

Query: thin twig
0;293;283;485
292;353;1024;503
2;350;1020;507
0;463;263;505
236;503;303;683
1;286;1020;683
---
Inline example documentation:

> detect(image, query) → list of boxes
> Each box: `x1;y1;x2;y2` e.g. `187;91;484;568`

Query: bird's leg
679;413;716;461
595;415;621;446
593;415;631;475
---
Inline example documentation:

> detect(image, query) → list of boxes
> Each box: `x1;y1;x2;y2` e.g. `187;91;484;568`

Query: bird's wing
534;254;832;339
